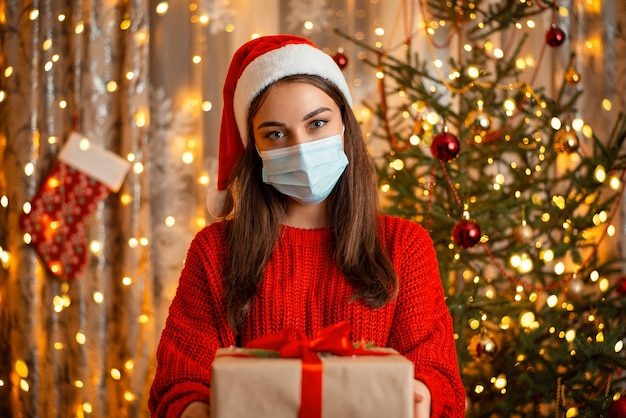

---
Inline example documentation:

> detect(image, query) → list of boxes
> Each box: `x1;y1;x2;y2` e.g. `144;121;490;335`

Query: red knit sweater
149;215;465;417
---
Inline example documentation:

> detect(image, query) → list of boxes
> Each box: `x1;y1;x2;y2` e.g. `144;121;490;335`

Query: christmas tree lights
340;0;626;416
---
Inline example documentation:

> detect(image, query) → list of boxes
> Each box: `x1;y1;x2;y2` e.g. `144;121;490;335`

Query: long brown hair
223;74;398;331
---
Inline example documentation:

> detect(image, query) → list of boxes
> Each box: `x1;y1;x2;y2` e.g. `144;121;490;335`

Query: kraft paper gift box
210;346;414;418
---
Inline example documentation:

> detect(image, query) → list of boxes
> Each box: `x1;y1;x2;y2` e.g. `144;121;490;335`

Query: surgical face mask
258;131;349;205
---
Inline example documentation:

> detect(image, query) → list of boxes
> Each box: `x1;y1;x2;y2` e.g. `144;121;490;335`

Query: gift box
211;342;414;418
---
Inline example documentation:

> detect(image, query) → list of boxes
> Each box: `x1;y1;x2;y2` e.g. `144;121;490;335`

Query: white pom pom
206;187;229;218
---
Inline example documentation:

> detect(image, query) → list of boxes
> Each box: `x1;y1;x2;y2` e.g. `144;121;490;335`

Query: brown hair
223;74;398;331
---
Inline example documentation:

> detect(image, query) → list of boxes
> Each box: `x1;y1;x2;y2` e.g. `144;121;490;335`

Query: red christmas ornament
546;26;566;47
452;219;482;248
616;276;626;295
608;396;626;418
431;131;460;162
332;52;348;70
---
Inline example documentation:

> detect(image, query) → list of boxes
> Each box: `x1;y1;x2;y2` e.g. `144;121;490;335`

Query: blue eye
266;131;286;141
310;120;327;129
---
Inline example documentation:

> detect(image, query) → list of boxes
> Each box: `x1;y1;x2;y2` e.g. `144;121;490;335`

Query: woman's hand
413;379;431;418
181;401;210;418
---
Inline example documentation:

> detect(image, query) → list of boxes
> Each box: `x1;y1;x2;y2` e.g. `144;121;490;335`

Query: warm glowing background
0;1;624;417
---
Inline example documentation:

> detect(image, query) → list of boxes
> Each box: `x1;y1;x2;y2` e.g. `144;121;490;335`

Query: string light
20;379;29;392
93;292;104;304
106;81;119;92
546;295;558;307
1;2;621;416
155;2;168;15
0;247;9;269
75;332;86;345
111;368;122;380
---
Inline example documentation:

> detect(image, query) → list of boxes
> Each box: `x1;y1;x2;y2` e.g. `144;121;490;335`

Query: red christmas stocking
19;132;130;279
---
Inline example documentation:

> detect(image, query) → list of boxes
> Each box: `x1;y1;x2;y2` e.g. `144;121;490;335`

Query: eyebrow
256;107;333;130
303;107;332;121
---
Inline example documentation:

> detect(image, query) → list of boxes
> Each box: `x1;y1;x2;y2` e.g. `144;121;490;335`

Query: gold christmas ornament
564;66;581;86
564;276;585;300
513;222;533;244
464;109;492;136
468;329;498;361
553;126;580;154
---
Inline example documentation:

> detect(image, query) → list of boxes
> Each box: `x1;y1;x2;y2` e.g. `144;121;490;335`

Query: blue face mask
258;132;349;204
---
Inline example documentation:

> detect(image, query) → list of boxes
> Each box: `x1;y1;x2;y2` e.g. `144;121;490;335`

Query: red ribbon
244;321;388;418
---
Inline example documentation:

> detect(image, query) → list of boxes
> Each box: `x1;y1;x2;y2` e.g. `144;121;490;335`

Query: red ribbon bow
245;321;387;418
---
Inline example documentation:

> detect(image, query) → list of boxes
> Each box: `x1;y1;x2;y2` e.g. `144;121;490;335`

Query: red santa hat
207;34;353;216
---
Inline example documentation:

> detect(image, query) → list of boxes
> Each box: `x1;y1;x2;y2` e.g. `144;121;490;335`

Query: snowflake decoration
286;0;333;34
199;0;235;35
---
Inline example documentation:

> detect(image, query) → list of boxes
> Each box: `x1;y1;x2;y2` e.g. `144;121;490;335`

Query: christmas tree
340;1;626;417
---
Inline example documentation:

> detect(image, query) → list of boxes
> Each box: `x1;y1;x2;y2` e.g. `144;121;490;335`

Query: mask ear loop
340;125;346;151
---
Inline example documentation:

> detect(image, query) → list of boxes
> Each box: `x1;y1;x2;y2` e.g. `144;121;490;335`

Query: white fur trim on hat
233;43;353;148
206;186;228;218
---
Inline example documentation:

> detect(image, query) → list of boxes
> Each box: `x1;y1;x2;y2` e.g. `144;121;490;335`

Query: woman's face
252;80;343;152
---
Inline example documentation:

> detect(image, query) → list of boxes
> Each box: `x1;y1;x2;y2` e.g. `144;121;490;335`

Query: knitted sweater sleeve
148;224;234;418
384;217;465;417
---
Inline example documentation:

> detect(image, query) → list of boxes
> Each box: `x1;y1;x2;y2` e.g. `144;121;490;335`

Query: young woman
149;35;465;418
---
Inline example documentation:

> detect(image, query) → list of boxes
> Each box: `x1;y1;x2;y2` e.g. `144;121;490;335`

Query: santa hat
207;34;353;217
